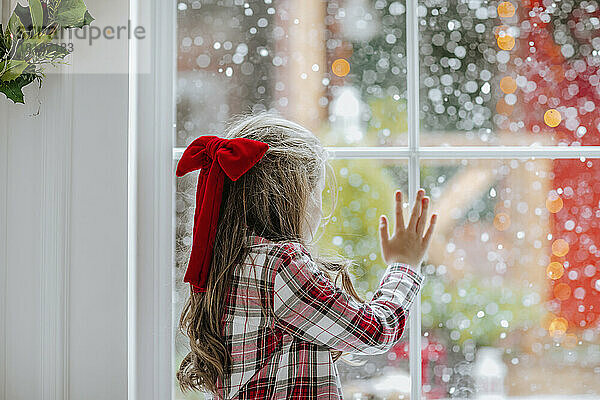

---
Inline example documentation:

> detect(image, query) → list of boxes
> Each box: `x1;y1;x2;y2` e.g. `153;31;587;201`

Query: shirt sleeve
271;242;425;355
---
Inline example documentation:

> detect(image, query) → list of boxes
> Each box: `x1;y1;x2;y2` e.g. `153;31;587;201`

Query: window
173;0;600;399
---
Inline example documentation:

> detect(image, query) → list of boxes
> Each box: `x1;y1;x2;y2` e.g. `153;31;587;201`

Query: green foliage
0;0;93;103
317;158;409;299
29;0;44;34
8;12;25;37
320;94;408;146
54;0;88;27
77;11;95;28
421;273;545;347
0;59;29;81
0;73;37;103
0;26;6;59
368;95;408;138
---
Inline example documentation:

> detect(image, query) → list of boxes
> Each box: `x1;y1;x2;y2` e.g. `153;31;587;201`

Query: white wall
0;1;131;399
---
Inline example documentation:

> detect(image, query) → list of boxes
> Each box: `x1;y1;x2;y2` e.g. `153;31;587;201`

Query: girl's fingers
416;197;429;236
379;215;390;244
407;190;423;231
423;214;437;246
394;190;405;234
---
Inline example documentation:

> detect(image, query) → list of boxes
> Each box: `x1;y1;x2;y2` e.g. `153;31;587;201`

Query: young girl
175;111;437;399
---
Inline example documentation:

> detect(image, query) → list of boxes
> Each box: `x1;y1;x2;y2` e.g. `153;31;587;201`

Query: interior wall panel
0;0;130;399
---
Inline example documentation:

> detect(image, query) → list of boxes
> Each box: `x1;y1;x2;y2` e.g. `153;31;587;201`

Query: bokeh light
497;34;515;51
552;238;569;257
499;76;517;94
544;109;562;128
545;195;563;213
548;316;569;336
332;58;350;77
546;262;564;280
553;283;571;301
493;212;511;231
497;2;516;18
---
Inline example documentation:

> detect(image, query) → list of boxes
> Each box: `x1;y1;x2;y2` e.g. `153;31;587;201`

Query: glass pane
176;0;407;148
419;0;600;146
315;159;411;399
420;158;600;398
174;160;203;400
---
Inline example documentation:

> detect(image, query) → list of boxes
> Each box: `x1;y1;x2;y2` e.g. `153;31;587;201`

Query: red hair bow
175;135;269;293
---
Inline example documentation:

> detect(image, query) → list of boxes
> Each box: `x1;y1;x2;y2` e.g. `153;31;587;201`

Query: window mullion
407;0;422;395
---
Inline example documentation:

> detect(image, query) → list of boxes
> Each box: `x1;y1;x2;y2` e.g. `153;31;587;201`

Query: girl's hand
378;189;437;267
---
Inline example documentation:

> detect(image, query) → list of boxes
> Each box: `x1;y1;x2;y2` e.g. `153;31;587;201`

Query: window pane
420;158;600;398
419;0;600;146
314;159;412;399
176;0;408;148
173;162;203;400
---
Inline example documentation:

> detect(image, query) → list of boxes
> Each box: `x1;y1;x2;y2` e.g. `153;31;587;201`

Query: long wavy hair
176;110;366;396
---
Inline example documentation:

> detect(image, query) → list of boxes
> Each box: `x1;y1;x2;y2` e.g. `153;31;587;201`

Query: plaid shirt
209;234;425;399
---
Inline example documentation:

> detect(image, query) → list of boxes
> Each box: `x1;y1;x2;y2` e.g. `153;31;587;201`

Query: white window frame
128;0;176;399
131;0;600;399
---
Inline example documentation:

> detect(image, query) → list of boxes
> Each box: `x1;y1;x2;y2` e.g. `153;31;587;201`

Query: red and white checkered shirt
209;234;425;399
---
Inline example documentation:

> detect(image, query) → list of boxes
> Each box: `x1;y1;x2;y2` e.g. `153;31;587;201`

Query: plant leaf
30;42;70;61
30;0;44;34
0;25;7;59
54;0;87;28
14;35;53;59
80;10;94;28
1;26;13;57
8;12;26;37
69;10;94;28
47;0;62;19
13;4;33;31
0;73;36;103
0;60;28;81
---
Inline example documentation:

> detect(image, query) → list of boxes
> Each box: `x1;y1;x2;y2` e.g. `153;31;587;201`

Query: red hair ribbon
175;135;269;293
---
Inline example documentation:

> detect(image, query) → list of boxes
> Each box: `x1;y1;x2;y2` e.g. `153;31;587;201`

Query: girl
175;111;437;399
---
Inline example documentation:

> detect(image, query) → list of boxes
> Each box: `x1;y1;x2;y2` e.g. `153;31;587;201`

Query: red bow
175;135;269;293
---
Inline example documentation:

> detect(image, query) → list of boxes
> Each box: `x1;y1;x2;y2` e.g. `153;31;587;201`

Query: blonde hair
176;110;365;396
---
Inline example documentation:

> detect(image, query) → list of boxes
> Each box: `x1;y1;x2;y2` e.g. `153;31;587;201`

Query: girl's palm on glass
379;189;437;267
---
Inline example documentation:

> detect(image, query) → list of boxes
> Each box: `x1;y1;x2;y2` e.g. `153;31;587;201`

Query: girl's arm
272;242;425;355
